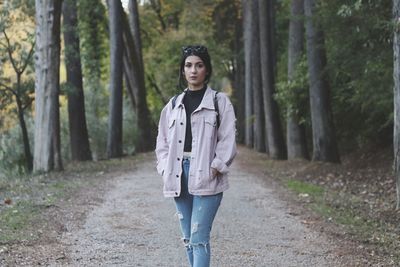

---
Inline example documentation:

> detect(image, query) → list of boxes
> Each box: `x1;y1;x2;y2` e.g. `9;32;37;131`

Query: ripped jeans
174;158;223;267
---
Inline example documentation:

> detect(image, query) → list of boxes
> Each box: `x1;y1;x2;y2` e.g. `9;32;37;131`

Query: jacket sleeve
155;102;171;176
211;94;237;174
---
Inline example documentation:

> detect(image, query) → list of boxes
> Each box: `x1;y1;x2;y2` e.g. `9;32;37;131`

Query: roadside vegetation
241;146;399;266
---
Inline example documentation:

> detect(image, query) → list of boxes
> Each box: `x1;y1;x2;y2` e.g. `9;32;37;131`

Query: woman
155;45;237;267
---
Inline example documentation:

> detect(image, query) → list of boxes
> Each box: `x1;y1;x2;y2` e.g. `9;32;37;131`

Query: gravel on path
63;152;345;267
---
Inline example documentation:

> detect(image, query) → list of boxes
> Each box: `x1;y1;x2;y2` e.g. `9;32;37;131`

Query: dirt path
59;151;350;267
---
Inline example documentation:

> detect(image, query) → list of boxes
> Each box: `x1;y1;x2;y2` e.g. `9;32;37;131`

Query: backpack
171;91;220;128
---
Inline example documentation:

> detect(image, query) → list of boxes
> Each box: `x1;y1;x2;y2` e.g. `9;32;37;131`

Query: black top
183;86;207;152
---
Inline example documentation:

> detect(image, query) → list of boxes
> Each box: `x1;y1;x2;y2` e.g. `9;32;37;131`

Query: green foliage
276;55;309;124
286;179;324;197
123;99;139;155
318;0;393;146
0;116;33;178
0;200;39;243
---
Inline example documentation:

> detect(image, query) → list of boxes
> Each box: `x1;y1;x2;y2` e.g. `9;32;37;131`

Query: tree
0;30;34;172
127;0;155;152
393;0;400;209
304;0;340;163
33;0;63;172
107;0;124;158
242;0;254;147
78;0;108;159
212;0;245;143
63;0;92;161
250;0;266;152
258;0;286;159
286;0;309;160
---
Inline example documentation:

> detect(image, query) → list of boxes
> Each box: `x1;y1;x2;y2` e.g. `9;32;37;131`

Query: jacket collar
175;86;215;111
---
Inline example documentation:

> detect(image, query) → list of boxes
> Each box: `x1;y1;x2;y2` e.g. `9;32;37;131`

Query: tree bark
393;0;400;209
33;0;63;172
287;0;309;160
242;0;254;147
107;0;124;158
250;0;266;152
127;0;155;152
232;9;245;144
304;0;340;163
258;0;287;159
63;0;92;161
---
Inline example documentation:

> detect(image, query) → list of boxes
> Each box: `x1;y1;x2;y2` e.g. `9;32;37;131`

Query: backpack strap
171;94;179;109
214;92;220;128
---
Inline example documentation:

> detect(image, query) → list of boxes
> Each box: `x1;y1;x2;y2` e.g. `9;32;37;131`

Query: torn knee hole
182;238;190;247
190;242;209;253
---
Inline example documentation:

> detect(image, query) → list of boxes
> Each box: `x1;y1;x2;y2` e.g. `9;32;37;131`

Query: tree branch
0;82;17;96
20;40;35;74
2;30;19;73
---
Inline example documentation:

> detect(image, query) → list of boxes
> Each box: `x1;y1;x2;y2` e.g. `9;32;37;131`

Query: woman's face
184;55;207;90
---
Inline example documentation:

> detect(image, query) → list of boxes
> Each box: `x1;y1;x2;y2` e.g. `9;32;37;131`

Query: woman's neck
188;84;206;91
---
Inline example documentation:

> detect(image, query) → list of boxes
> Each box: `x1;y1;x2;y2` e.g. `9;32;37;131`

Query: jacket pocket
204;116;217;138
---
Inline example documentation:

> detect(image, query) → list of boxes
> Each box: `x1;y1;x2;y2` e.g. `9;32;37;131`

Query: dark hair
178;45;213;90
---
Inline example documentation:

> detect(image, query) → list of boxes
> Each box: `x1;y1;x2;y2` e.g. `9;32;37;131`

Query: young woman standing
155;45;237;267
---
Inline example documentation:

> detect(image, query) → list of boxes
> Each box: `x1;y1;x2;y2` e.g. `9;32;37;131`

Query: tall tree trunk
258;0;287;159
107;0;124;158
304;0;340;163
242;0;254;147
33;0;63;172
127;0;155;152
63;0;92;161
232;10;245;144
287;0;309;160
393;0;400;209
250;0;266;152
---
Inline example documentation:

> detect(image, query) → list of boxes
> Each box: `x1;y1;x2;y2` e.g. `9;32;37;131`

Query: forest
1;0;400;264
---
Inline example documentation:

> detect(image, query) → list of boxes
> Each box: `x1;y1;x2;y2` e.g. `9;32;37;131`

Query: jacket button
177;158;180;161
178;140;182;143
176;174;179;178
180;122;184;125
175;192;178;195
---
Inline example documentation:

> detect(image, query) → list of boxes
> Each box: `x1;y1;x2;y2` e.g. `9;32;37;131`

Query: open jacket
155;87;237;197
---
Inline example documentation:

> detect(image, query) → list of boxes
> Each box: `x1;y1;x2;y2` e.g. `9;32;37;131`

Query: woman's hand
211;167;221;179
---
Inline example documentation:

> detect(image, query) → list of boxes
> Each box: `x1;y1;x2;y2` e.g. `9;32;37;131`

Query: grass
286;179;324;197
285;179;400;264
0;200;40;243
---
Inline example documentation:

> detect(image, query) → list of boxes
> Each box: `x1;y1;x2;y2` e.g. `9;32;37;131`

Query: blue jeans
174;158;223;267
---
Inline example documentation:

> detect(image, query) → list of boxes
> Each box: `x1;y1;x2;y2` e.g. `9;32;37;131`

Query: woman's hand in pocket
211;167;221;179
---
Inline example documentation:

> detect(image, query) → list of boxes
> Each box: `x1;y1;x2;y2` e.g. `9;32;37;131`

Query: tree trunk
258;0;287;159
242;0;254;147
287;0;309;160
127;0;155;152
250;0;266;152
393;0;400;209
15;82;33;172
33;0;63;172
63;0;92;161
232;10;245;144
304;0;340;163
107;0;124;158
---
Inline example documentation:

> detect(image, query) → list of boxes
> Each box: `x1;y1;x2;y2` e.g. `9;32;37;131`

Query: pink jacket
155;87;237;197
